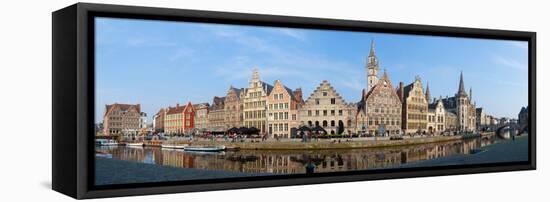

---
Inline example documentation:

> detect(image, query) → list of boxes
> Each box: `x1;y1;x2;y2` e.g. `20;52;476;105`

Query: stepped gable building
440;72;477;131
242;68;273;133
224;86;244;129
355;42;402;136
397;76;429;134
266;80;304;139
153;108;166;133
102;103;142;136
193;102;210;132
207;96;225;132
299;80;356;135
357;70;403;136
164;102;196;135
427;97;446;134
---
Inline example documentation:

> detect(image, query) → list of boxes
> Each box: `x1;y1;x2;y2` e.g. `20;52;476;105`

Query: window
292;114;297;120
338;110;343;116
323;91;328;96
331;110;335;116
315;98;320;105
284;112;288;120
323;110;327;116
331;120;335;127
308;110;312;116
284;103;289;109
274;94;278;100
323;121;328;127
331;98;336;104
315;110;319;116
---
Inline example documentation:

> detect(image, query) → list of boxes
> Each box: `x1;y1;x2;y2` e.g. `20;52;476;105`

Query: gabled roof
104;103;141;117
227;86;243;98
261;81;274;95
166;105;185;115
304;80;350;105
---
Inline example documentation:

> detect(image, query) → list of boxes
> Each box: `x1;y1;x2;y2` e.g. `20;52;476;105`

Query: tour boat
161;144;188;149
184;145;226;152
95;139;119;146
126;142;144;147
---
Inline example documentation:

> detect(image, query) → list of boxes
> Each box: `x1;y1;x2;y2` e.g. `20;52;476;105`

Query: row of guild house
123;40;486;138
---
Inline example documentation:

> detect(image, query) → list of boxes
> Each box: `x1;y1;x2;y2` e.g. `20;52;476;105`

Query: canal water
96;135;503;175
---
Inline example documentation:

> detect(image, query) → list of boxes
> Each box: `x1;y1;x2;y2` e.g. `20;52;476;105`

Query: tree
337;120;345;135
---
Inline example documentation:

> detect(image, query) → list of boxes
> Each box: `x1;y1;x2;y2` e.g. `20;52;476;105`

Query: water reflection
96;136;499;174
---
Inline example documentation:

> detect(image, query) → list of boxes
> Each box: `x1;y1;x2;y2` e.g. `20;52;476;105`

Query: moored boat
184;145;226;152
126;142;144;147
161;144;188;149
95;139;119;146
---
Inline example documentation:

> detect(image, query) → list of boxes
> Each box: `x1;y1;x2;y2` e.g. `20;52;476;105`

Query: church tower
366;40;379;93
456;71;468;131
425;82;431;104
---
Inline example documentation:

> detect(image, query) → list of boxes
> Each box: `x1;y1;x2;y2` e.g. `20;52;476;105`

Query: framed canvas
52;3;536;199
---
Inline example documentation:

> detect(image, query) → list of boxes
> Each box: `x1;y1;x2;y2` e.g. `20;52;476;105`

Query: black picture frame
52;2;536;199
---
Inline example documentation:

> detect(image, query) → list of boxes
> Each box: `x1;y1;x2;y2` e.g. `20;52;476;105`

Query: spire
469;87;473;100
425;82;431;103
369;40;376;57
382;68;388;79
458;71;466;96
251;68;260;81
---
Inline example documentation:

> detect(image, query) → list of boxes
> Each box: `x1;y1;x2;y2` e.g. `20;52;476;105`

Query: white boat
161;144;188;149
126;142;144;147
95;139;119;146
184;145;226;152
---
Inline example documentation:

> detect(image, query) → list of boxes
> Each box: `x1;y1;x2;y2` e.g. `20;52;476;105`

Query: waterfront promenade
140;132;492;150
400;135;529;168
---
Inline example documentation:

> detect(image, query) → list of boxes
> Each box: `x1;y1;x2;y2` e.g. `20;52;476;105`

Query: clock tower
366;40;379;93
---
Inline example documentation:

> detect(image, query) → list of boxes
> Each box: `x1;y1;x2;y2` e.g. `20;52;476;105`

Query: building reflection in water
96;136;499;175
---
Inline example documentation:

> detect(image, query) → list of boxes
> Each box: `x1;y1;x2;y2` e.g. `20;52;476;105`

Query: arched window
315;121;319;126
308;121;312;126
331;120;335;127
323;120;328;127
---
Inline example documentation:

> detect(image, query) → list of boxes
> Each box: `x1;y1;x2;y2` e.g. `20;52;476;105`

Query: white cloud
169;48;195;62
492;55;527;70
509;41;528;50
125;36;177;47
274;28;307;41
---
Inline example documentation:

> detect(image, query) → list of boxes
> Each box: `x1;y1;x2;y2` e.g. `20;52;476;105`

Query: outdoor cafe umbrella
311;125;327;135
248;127;260;135
238;127;249;134
227;127;239;134
297;125;311;132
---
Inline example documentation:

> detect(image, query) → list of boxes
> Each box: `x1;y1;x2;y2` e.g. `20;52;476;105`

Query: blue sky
95;17;528;123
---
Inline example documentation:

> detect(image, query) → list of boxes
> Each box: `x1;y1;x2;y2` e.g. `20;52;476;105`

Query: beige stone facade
193;103;210;132
299;80;356;135
357;71;402;136
266;80;304;138
224;86;243;129
207;97;225;132
398;77;429;134
102;103;141;136
153;108;166;133
242;69;272;133
441;72;477;132
445;111;458;131
428;99;446;134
